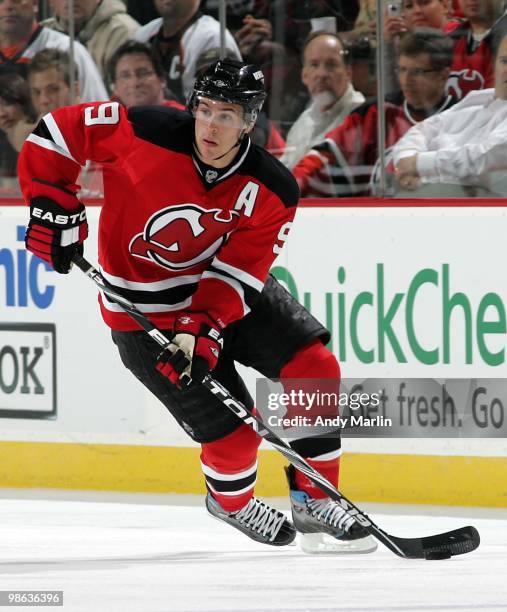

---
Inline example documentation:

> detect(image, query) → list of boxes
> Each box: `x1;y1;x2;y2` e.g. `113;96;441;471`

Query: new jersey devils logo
446;69;485;100
129;204;239;271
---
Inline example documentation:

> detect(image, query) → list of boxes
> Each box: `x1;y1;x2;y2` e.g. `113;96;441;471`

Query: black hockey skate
286;466;378;554
206;493;296;546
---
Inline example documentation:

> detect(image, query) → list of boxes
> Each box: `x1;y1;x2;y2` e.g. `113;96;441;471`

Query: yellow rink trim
0;441;506;507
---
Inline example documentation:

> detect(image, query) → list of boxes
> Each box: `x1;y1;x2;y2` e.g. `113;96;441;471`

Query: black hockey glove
25;197;88;274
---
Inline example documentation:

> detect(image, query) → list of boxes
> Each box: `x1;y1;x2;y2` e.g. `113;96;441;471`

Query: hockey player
19;59;376;553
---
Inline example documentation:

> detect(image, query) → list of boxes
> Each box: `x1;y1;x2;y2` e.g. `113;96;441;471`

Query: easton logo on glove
31;206;87;226
26;197;88;274
156;312;224;385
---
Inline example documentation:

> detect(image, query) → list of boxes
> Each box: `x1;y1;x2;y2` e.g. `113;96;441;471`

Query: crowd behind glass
0;0;505;199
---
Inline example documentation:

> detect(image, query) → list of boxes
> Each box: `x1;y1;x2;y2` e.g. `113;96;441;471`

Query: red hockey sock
281;341;341;499
201;421;261;512
294;454;341;499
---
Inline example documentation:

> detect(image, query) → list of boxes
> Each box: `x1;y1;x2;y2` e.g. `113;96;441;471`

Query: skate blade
299;532;378;555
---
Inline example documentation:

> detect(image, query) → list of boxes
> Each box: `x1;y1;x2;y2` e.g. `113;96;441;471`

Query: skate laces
305;498;356;532
234;498;286;543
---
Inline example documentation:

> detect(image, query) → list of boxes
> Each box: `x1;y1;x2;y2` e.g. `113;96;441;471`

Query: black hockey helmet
188;59;267;127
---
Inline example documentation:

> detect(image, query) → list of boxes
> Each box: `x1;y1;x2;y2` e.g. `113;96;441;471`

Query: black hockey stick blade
390;526;480;560
72;254;480;560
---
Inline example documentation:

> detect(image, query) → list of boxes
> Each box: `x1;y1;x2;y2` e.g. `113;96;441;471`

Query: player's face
0;98;25;131
398;53;448;109
494;36;507;100
28;68;74;116
302;34;351;107
0;0;36;39
402;0;448;29
113;53;165;108
194;98;249;168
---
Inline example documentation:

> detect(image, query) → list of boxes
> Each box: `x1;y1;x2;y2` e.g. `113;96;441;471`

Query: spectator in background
0;0;107;101
201;1;360;35
25;47;103;196
200;1;285;73
264;0;361;132
41;0;140;82
108;41;183;109
280;32;365;169
292;28;455;197
346;36;377;98
384;0;451;44
393;30;507;197
446;0;505;99
383;1;450;93
0;73;36;177
1;49;79;167
400;0;450;30
26;49;79;117
134;0;241;104
230;8;290;125
229;10;276;64
342;0;389;41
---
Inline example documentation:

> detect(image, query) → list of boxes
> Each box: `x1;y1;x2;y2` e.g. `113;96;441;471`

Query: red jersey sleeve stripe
26;115;80;165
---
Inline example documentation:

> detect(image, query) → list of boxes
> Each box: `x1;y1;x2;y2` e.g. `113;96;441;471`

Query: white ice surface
0;491;505;612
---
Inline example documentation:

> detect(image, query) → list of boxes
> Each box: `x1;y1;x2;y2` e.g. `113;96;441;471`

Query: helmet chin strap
200;126;249;163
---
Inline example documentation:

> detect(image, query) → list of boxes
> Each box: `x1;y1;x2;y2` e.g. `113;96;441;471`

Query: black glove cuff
29;197;86;229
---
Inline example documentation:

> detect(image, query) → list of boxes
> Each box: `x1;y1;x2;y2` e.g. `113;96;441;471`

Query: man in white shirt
280;31;365;170
393;30;507;196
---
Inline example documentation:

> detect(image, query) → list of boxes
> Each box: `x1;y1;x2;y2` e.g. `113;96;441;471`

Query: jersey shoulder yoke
242;144;299;208
127;105;194;153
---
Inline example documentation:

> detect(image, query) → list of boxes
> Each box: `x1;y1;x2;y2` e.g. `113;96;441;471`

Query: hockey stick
72;253;480;560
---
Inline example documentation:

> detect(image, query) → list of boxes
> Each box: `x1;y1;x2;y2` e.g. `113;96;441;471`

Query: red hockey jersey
446;21;494;100
18;102;299;330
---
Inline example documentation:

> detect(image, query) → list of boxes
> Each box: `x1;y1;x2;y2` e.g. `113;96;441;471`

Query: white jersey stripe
100;294;192;313
206;481;256;496
200;461;258;481
26;133;78;165
213;258;264;292
42;113;80;165
100;268;202;292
